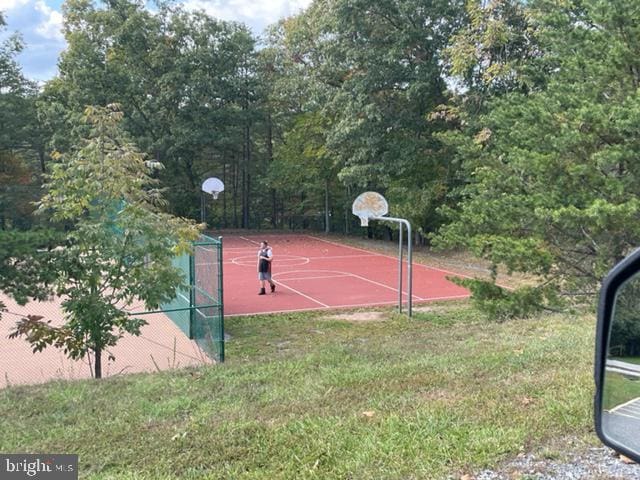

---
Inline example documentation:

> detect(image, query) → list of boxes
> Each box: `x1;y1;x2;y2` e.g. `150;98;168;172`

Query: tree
42;0;261;225
264;0;468;238
0;228;61;321
435;0;640;305
0;12;48;172
260;15;343;230
269;111;343;232
9;105;201;378
0;13;57;319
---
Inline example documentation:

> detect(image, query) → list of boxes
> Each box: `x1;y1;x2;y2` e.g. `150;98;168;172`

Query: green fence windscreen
159;235;224;362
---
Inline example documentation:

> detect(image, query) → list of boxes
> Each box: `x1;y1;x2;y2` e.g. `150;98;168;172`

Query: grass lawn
603;371;640;410
0;302;597;479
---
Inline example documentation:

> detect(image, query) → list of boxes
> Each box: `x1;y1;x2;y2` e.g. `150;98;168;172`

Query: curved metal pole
373;216;413;317
406;220;412;317
398;223;403;313
201;192;206;225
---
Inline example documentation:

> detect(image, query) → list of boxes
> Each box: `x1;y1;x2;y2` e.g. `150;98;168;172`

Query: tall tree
42;0;260;223
265;0;468;237
435;0;640;301
9;105;201;378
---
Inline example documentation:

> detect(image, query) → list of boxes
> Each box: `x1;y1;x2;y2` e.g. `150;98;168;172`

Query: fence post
217;236;225;362
189;249;196;339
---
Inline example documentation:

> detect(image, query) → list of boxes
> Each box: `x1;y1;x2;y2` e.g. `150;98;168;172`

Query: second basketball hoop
351;191;389;226
352;191;413;317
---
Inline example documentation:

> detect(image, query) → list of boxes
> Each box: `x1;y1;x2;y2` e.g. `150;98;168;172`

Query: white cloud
182;0;312;30
4;0;313;80
0;0;29;12
34;0;63;41
1;0;65;80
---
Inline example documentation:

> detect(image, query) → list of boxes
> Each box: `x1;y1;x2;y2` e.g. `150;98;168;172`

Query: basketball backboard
351;192;389;226
202;177;224;200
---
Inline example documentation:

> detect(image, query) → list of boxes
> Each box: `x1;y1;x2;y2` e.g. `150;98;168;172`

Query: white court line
304;254;377;260
240;236;261;245
275;274;351;281
225;295;471;317
346;270;424;300
273;269;423;301
308;235;474;279
608;411;640;421
229;255;310;267
308;235;513;291
620;406;640;416
223;255;376;267
224;252;378;262
272;280;330;308
415;294;468;302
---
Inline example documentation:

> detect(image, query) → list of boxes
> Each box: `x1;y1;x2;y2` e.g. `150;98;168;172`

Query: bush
451;277;560;321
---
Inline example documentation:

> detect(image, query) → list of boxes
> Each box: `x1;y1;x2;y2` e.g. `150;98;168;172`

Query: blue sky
0;0;312;81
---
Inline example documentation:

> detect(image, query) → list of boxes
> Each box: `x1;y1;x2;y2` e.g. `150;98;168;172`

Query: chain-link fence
132;235;224;363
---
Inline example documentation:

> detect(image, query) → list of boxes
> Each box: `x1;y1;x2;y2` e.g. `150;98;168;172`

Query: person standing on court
257;240;276;295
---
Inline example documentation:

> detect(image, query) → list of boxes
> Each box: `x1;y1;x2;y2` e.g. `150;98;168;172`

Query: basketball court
0;233;469;387
223;234;470;316
0;293;211;388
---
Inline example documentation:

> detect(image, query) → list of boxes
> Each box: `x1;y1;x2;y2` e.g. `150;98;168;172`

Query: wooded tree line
4;0;640;309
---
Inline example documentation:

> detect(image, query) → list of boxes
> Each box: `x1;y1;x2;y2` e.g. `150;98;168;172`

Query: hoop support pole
372;216;412;317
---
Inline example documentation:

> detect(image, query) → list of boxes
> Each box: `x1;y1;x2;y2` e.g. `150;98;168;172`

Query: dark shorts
258;272;272;281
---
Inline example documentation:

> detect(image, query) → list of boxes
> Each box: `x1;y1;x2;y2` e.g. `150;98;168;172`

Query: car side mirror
596;247;640;463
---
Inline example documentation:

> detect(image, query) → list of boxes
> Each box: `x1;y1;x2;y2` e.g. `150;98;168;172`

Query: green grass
603;371;640;410
0;302;597;479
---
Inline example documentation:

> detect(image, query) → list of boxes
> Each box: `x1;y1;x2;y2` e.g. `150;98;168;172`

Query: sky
0;0;312;81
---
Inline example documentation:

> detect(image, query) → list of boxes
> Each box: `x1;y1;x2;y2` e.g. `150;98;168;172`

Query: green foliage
0;152;38;229
0;228;61;319
9;105;201;378
609;274;640;357
444;0;545;94
435;0;640;297
260;0;470;236
451;277;559;321
43;0;259;224
0;12;29;94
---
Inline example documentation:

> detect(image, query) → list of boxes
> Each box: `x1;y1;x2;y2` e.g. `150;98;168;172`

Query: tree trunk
94;348;102;379
324;179;330;233
242;121;251;229
233;162;239;228
345;185;352;234
38;149;46;174
222;163;227;228
344;208;349;234
241;168;247;228
266;113;277;228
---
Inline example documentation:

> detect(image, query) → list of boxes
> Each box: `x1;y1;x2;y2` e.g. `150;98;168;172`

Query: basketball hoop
351;191;413;317
201;177;224;225
202;178;224;198
351;192;388;226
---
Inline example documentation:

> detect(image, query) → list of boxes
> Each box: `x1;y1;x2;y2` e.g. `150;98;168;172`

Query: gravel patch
471;446;640;480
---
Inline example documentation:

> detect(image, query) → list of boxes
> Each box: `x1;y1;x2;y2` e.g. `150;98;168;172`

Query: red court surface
0;293;211;388
222;234;470;316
